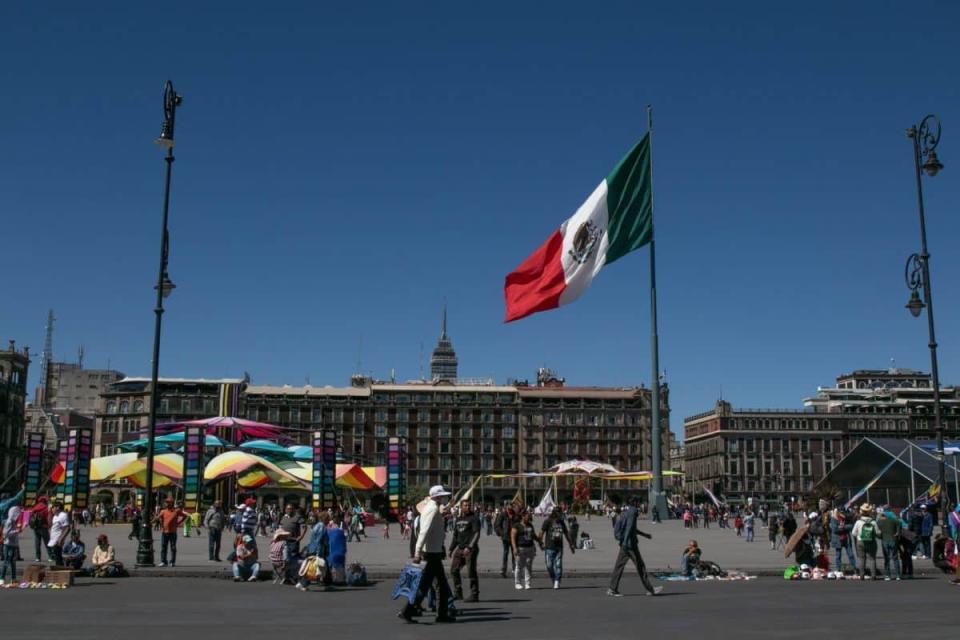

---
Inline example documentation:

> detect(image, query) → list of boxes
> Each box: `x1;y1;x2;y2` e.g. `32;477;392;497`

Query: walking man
541;506;576;589
877;505;901;580
204;500;225;562
449;499;481;602
607;496;662;597
494;506;515;578
399;485;455;624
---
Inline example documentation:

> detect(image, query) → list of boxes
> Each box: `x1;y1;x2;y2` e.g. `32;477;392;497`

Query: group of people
397;488;662;624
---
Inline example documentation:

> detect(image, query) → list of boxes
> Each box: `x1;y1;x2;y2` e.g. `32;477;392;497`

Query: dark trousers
450;547;479;598
50;544;64;567
404;552;451;619
208;528;222;560
500;539;514;574
33;529;49;561
161;532;177;565
609;547;655;594
899;542;914;577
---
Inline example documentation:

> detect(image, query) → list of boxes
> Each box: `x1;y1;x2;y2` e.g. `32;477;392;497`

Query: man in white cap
399;485;455;624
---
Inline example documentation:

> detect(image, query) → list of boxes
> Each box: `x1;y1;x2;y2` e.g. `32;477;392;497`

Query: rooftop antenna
77;344;85;369
890;357;896;372
40;309;54;408
441;298;448;339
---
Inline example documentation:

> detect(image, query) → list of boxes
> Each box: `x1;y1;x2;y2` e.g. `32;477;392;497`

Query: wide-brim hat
272;529;291;540
428;485;451;498
859;503;873;514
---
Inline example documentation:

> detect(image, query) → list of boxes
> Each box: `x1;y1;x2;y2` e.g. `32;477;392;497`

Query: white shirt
48;511;70;547
414;500;446;556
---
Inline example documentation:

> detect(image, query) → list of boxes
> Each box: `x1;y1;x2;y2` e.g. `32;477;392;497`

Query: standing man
607;496;662;597
279;502;306;580
154;498;186;567
919;504;934;559
29;496;50;562
541;506;576;589
238;498;258;537
47;502;70;567
877;505;902;581
204;500;225;562
449;499;481;602
399;485;455;624
494;506;515;578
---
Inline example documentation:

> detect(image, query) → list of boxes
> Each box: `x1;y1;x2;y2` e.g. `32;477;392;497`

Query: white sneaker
648;586;663;596
248;576;258;582
514;584;523;590
158;562;166;567
524;584;531;590
553;580;559;590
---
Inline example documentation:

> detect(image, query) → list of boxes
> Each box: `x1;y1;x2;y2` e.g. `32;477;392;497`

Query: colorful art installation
182;425;205;512
24;432;44;507
387;437;406;517
62;428;92;512
54;439;67;503
312;430;336;511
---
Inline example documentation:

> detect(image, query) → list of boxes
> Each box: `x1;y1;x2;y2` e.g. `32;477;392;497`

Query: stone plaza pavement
65;516;946;579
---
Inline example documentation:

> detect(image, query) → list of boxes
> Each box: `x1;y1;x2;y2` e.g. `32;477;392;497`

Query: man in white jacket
399;485;455;624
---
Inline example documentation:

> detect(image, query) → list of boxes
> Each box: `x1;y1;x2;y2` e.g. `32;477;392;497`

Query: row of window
101;419;140;434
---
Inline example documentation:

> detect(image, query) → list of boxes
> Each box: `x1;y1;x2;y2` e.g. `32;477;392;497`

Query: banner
312;430;336;511
703;484;722;508
182;426;205;512
533;478;557;515
24;432;44;507
387;437;406;517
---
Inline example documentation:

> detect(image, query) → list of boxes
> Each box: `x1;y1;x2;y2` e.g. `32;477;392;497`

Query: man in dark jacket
494;506;515;578
541;507;576;589
607;496;661;597
203;500;225;562
449;500;481;602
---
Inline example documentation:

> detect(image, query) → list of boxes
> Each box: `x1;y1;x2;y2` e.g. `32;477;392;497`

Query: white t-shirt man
48;510;70;548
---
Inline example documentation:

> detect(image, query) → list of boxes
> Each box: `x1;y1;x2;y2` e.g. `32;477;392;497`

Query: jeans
609;547;655;594
681;554;692;577
500;539;514;574
858;541;878;579
232;562;260;580
402;552;451;620
450;547;479;599
544;548;563;582
49;544;64;567
835;542;857;570
208;528;222;560
515;546;535;587
882;540;901;579
33;529;49;561
1;544;17;582
160;532;177;565
746;527;754;542
920;535;932;557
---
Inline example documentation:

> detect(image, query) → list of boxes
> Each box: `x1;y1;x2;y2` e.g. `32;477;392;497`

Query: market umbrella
114;453;184;481
203;450;304;486
237;468;303;489
90;453;140;482
361;466;387;488
239;439;295;458
123;469;175;489
784;524;809;559
336;463;377;490
548;459;620;475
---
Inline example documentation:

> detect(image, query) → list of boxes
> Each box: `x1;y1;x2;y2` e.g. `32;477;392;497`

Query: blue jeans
835;542;857;570
1;545;17;582
882;540;901;579
160;532;177;565
208;528;222;560
745;527;754;542
233;562;260;580
544;548;563;582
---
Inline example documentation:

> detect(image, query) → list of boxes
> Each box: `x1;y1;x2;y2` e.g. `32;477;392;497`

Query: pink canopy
155;416;288;443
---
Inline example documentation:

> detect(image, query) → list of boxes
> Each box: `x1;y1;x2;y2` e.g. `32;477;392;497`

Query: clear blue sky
3;2;959;435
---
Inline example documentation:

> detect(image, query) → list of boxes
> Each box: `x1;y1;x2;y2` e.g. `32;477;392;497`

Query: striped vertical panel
24;432;44;507
312;430;336;510
73;429;93;510
182;426;205;512
55;438;68;504
62;429;79;510
387;437;407;516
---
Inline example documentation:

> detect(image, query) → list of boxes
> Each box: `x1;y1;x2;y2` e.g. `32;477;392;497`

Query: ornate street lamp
137;80;182;566
903;114;947;534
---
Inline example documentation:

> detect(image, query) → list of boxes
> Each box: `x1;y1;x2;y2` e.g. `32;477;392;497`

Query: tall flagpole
646;104;668;518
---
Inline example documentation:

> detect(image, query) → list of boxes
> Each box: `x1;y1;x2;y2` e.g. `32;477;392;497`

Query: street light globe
923;149;944;177
156;276;176;299
906;291;925;318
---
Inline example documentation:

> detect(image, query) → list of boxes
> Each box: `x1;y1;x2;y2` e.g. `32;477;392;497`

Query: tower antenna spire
40;309;55;408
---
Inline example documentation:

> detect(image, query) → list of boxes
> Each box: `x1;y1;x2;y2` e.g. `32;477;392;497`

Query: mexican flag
503;134;653;322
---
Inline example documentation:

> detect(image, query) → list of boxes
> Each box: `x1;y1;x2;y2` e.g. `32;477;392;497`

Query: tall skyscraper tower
429;305;458;382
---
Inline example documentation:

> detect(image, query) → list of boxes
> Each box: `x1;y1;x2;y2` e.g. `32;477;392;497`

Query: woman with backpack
852;503;880;580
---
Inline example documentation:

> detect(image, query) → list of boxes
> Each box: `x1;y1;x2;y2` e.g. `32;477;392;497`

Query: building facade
0;340;30;493
683;368;960;506
39;362;124;414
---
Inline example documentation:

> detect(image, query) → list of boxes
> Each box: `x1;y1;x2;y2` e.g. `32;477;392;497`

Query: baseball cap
428;485;451;498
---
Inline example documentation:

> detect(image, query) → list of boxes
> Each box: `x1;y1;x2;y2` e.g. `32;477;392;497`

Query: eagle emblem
568;220;600;264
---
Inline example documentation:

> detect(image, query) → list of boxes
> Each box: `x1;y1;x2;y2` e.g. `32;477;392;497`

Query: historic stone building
0;340;30;493
683;367;960;506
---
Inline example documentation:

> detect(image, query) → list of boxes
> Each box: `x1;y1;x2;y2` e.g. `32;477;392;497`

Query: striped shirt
239;508;258;535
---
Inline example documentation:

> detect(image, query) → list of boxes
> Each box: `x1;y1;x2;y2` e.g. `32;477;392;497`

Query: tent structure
156;416;288;443
814;437;960;507
548;459;620;475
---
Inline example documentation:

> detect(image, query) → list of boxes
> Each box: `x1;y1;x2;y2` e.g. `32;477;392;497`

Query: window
101;444;116;456
103;421;117;434
440;457;453;470
503;411;515;423
417;455;430;468
290;407;301;423
333;409;343;422
440;425;451;438
311;408;323;424
418;440;431;454
763;439;771;453
440;442;451;454
482;426;495;439
418;425;430;437
106;402;117;414
375;440;386;452
801;459;811;476
728;439;739;453
376;409;388;421
460;455;473;469
353;424;364;437
269;407;280;422
375;424;387;437
120;401;130;414
461;441;473;453
503;426;514;439
746;460;756;476
824;439;834;453
461;426;473;438
396;409;408;421
800;440;809;453
204;399;215;415
125;420;138;433
418;409;431;422
354;410;365;422
397;425;409;437
159;399;169;413
248;407;259;421
182;399;192;413
134;400;144;413
729;459;740;475
502;441;515;454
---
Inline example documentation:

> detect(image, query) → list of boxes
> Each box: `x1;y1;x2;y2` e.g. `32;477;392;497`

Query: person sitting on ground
90;534;124;577
61;530;86;570
681;540;702;577
233;534;260;582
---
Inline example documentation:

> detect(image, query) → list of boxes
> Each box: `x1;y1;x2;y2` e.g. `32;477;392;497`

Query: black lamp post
136;80;182;566
903;114;947;533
